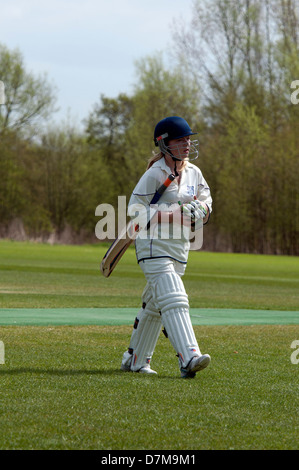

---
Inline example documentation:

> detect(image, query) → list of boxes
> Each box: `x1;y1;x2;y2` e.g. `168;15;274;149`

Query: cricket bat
100;173;176;277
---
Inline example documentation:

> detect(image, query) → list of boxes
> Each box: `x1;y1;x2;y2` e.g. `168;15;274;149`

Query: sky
0;0;194;129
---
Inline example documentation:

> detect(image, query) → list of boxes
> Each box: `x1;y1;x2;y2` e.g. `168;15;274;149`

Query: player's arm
199;201;210;224
196;179;212;225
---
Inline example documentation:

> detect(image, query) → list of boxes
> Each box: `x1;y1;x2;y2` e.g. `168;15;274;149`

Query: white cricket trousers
139;257;186;282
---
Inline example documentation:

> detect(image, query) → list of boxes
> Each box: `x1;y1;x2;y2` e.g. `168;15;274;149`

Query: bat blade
100;220;138;277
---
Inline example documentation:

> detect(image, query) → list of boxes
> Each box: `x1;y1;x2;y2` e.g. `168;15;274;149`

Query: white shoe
138;365;157;375
121;352;157;374
181;354;211;379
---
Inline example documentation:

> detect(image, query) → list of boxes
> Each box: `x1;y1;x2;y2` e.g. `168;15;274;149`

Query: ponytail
147;152;163;170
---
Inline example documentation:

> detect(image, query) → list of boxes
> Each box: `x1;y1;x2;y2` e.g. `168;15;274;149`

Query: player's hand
181;200;208;221
168;204;192;227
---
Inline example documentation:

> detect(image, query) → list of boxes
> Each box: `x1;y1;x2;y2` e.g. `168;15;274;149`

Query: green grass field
0;240;298;450
0;240;298;310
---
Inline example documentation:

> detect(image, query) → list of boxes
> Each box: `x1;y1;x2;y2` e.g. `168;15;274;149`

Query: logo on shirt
186;185;195;197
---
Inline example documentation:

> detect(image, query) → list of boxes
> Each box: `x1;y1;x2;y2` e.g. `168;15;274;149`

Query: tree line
0;0;298;255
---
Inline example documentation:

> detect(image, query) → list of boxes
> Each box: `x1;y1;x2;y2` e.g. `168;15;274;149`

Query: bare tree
0;43;57;136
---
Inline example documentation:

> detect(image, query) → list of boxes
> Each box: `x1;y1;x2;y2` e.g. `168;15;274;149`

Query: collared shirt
128;157;212;264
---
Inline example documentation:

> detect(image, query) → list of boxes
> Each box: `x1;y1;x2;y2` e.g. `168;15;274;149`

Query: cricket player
121;116;212;378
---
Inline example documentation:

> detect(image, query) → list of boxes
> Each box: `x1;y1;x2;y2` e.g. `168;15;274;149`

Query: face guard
156;133;199;161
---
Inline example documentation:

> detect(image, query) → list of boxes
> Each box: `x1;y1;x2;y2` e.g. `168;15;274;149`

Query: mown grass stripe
0;308;298;326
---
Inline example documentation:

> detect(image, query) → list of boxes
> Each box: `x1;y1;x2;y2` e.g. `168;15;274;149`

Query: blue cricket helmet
154;116;197;146
154;116;199;161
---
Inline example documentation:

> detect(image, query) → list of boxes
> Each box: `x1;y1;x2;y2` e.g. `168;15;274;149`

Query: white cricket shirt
128;157;212;264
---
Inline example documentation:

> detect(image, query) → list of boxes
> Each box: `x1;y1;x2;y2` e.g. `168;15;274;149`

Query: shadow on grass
0;367;178;379
0;367;123;376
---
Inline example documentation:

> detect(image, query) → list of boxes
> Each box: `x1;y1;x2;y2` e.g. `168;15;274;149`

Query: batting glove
181;200;208;221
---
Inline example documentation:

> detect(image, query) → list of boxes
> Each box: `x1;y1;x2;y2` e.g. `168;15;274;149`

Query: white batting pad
154;272;189;315
130;303;162;372
153;272;201;368
127;283;156;351
162;307;201;368
154;271;189;312
127;306;145;352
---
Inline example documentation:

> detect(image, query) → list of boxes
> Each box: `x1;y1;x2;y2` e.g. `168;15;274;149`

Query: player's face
168;136;191;160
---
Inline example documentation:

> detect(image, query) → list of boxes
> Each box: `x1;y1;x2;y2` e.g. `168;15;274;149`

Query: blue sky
0;0;194;128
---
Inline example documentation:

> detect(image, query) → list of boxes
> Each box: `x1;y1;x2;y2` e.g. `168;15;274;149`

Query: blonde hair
147;151;187;171
147;151;163;169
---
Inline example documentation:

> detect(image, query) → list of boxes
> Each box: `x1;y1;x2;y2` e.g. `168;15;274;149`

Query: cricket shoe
138;365;157;375
120;351;157;374
180;354;211;379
